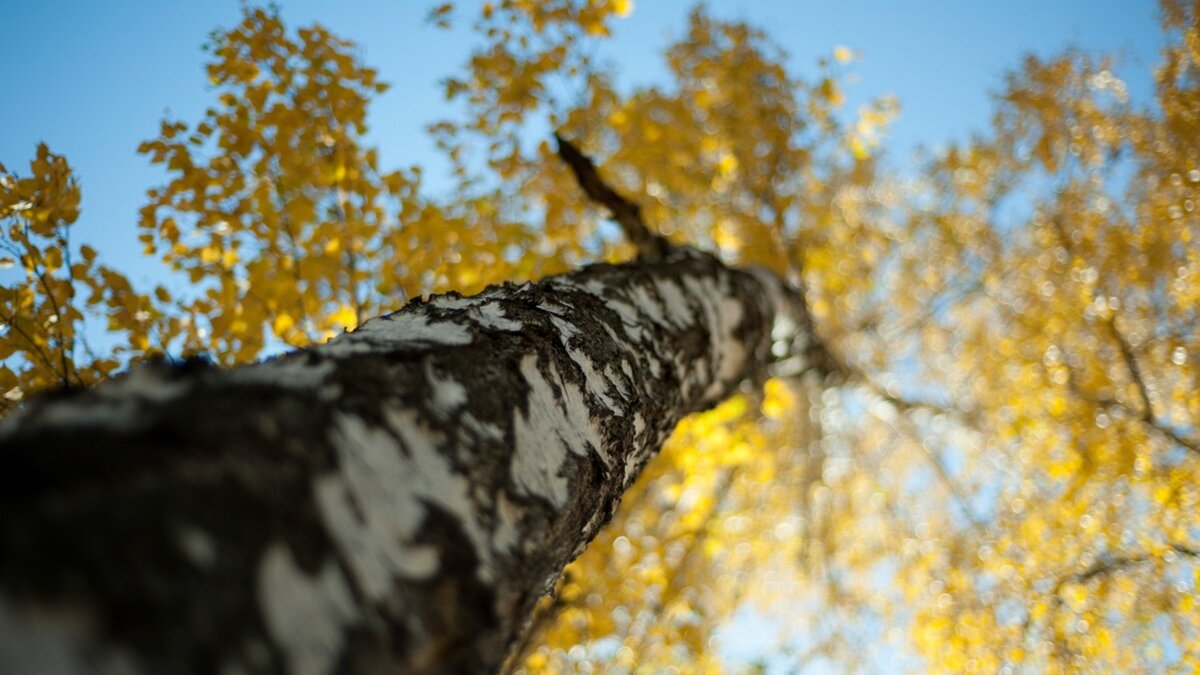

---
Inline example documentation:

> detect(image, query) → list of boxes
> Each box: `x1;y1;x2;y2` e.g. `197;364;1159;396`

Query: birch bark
0;249;807;674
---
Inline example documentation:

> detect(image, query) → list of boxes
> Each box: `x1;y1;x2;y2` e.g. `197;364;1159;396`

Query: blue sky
0;1;1166;291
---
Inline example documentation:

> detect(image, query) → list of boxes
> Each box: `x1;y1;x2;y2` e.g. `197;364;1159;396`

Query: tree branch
1059;543;1200;589
554;133;672;261
1061;335;1200;455
1106;316;1155;420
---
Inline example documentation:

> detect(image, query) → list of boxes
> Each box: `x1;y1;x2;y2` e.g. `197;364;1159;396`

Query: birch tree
0;135;825;674
5;1;1200;672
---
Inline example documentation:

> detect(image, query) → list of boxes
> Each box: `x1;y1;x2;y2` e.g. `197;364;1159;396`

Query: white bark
0;249;809;674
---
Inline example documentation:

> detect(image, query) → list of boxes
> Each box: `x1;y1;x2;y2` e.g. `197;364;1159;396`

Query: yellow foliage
6;2;1200;673
466;2;1200;672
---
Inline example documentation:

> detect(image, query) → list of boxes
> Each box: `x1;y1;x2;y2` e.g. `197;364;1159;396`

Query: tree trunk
0;249;805;674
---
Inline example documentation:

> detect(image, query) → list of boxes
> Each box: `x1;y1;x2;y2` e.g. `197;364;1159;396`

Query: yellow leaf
818;77;844;107
849;136;869;160
717;152;738;177
273;313;296;335
762;379;795;418
44;246;63;272
328;305;357;329
1154;484;1173;504
714;224;740;253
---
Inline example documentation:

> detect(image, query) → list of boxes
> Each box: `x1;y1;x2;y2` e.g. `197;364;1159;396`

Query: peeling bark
0;249;808;674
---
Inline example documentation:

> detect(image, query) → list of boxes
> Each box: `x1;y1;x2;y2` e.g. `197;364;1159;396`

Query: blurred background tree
2;1;1198;672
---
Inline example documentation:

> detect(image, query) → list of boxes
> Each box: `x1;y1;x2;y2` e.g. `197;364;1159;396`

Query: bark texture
0;249;805;674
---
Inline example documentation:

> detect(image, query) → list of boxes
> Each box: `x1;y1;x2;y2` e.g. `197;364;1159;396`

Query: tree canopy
3;1;1200;671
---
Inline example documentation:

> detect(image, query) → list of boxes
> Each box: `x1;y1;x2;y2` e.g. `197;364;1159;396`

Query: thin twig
498;570;581;675
1057;543;1200;590
1062;330;1200;455
26;225;74;387
1022;543;1200;650
863;385;987;533
0;306;62;378
1099;318;1200;454
1106;316;1154;419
